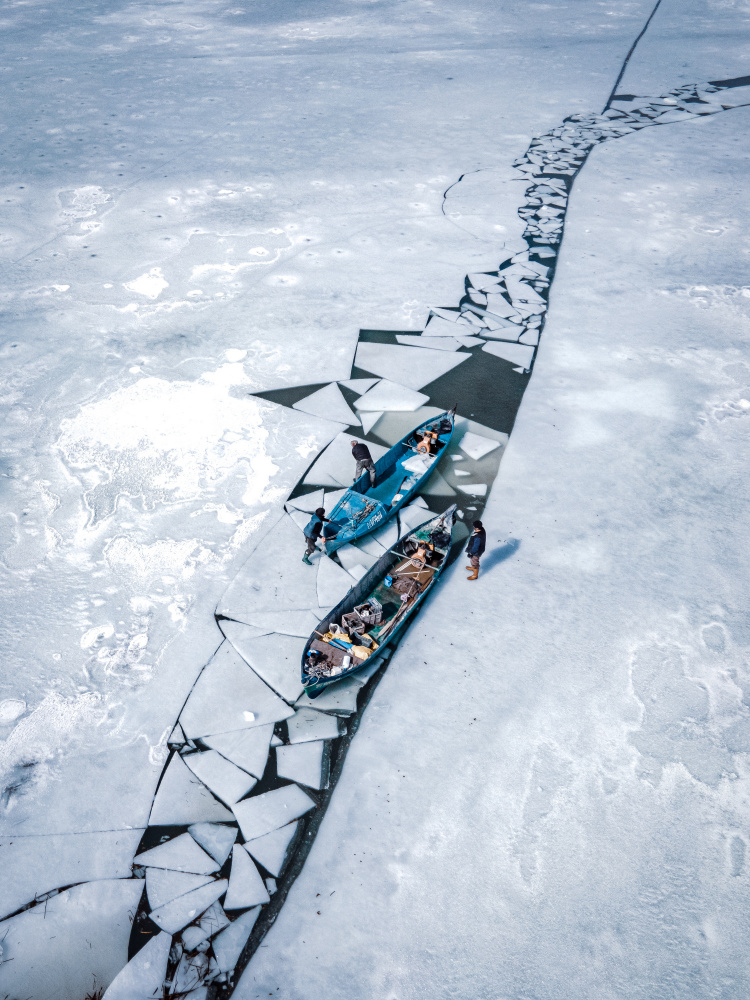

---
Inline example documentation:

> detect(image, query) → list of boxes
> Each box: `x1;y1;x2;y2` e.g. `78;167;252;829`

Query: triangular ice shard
287;507;313;532
336;542;378;575
223;845;270;910
179;642;294;739
243;821;299;878
395;335;461;352
481;341;535;368
317;554;354;608
232;785;316;842
135;833;219;875
354;380;429;413
359;410;383;434
293;382;359;427
203;726;274;779
212;906;262;973
183;750;257;807
149;878;228;934
287;708;342;744
294;676;361;714
188;823;238;866
149;753;235;826
285;488;325;513
355;342;468;390
146;868;214;910
424;315;466;336
102;930;171;1000
458;431;502;460
276;740;329;790
225;630;306;704
338;378;380;394
398;503;433;533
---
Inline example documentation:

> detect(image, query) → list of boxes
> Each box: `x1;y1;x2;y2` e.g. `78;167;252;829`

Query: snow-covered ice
286;708;342;745
149;878;228;934
135;833;219;875
243;822;300;879
223;845;270;910
148;752;235;825
202;728;274;781
183;749;258;807
233;786;316;843
276;741;330;791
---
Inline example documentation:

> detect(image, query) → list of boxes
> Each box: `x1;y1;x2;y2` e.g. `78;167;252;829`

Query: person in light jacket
465;520;486;580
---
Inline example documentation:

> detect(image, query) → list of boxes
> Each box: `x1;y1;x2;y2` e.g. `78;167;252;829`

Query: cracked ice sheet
0;879;143;1000
238;106;750;1000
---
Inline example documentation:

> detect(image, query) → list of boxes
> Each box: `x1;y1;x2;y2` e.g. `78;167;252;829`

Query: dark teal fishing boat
323;408;455;555
302;505;457;696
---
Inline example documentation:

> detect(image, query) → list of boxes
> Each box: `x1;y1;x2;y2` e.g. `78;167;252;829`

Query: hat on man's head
473;520;483;529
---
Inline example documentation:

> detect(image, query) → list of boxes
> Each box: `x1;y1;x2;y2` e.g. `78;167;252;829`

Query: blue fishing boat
302;506;457;697
323;408;455;555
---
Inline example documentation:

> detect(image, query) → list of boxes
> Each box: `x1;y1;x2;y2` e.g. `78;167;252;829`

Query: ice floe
212;906;261;973
232;785;316;841
458;431;502;461
149;753;235;826
149;878;228;933
481;341;535;369
187;823;238;866
146;868;214;910
294;675;362;714
355;342;468;390
276;740;329;790
243;821;299;878
183;749;258;807
293;382;359;427
317;553;355;608
353;379;429;413
225;630;307;704
135;833;219;875
223;844;270;909
203;726;274;779
102;930;172;1000
287;707;342;744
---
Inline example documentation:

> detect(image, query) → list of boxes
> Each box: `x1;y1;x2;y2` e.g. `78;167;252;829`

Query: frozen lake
1;1;749;998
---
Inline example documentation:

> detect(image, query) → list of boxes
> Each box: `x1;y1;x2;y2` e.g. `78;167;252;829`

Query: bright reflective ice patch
458;431;502;461
123;267;169;299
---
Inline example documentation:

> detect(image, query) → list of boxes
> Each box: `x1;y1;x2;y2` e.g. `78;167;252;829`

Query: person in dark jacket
465;520;486;580
302;507;328;565
351;440;376;487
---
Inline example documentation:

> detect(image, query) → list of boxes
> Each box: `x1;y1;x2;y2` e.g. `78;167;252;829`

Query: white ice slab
188;823;238;866
266;877;277;894
356;518;400;554
287;507;313;532
0;828;144;921
294;676;361;714
146;868;214;910
179;642;294;739
172;950;209;996
181;900;230;950
429;306;463;322
203;726;274;779
457;483;488;496
355;342;468;390
401;452;435;476
184;750;258;807
103;929;171;1000
303;431;388;487
482;341;535;368
287;708;342;744
285;488;325;513
359;410;383;434
336;542;379;575
315;552;354;607
423;315;466;336
466;272;502;291
217;513;321;616
395;335;461;351
238;610;322;637
229;630;306;704
293;382;359;427
149;753;235;826
339;377;380;394
135;833;219;875
243;821;299;878
483;292;518;318
504;275;546;305
479;325;522;341
223;844;270;909
150;878;228;934
233;785;316;842
519;328;540;345
454;336;485;347
398;503;433;533
212;907;262;973
458;431;502;461
346;563;368;581
454;469;470;476
354;379;429;413
0;879;143;1000
168;722;186;746
276;740;329;790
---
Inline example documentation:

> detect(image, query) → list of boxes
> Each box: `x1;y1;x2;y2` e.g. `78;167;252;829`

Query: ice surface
287;708;342;744
456;482;488;496
293;382;359;427
203;727;274;780
149;752;235;826
276;740;329;790
179;642;294;739
233;786;316;842
149;878;228;934
294;676;362;714
186;823;237;867
172;950;209;997
287;507;314;532
355;518;401;555
395;335;461;351
458;431;502;461
423;315;467;336
212;907;262;973
358;345;469;395
336;542;379;575
146;868;214;910
184;750;258;807
223;845;270;909
135;833;219;875
103;930;171;1000
243;821;299;878
233;610;323;637
353;380;430;413
0;880;142;1000
346;563;368;581
359;410;383;434
338;378;380;394
481;340;535;368
285;488;326;513
483;292;519;318
225;631;307;704
398;503;434;533
303;432;388;487
0;828;143;920
317;554;355;608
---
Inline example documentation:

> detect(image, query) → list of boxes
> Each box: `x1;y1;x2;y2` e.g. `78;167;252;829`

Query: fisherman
465;520;486;580
351;439;376;487
302;507;329;565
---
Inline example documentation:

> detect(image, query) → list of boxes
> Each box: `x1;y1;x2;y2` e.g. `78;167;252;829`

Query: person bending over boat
303;507;329;565
465;520;486;580
351;440;376;487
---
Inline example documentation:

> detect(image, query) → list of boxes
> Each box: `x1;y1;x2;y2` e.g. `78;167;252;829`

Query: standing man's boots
467;567;479;580
302;553;313;565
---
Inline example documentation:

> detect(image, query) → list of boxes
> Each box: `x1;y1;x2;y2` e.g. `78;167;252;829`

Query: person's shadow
480;537;521;574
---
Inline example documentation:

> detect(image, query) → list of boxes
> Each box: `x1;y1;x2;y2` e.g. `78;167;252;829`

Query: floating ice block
135;833;219;875
481;341;535;369
188;823;238;866
458;431;502;461
359;410;383;434
293;382;359;427
354;379;429;413
276;740;329;790
294;676;361;714
149;879;228;934
233;786;315;842
149;753;234;826
317;553;354;608
228;630;307;703
287;708;342;744
355;342;468;390
146;868;214;910
223;845;270;909
395;334;461;351
203;726;274;780
212;906;262;973
338;377;380;393
103;930;172;1000
184;750;257;807
243;821;299;877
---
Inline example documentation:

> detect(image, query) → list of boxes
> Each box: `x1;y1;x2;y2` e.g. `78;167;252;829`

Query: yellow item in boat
350;645;373;660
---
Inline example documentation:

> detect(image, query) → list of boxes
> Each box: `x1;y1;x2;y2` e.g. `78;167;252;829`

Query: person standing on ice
303;507;329;565
465;520;486;580
351;440;376;487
